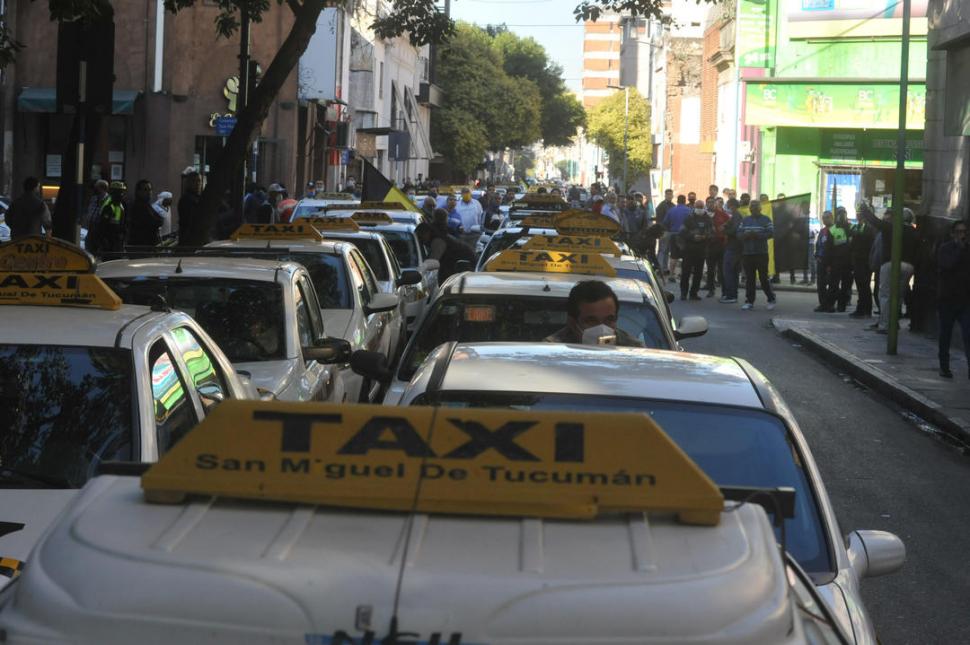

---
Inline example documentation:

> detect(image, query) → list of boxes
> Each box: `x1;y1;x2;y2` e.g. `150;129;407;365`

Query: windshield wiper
0;468;72;489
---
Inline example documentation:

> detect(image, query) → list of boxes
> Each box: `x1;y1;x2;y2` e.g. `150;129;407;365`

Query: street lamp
607;84;629;194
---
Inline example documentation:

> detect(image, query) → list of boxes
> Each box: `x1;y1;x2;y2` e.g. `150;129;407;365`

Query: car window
105;277;286;363
399;296;669;380
294;279;322;349
347;252;372;305
0;344;133;488
149;341;200;454
298;276;327;337
344;238;390;281
285;252;352;309
411;392;834;577
351;250;381;301
170;327;230;411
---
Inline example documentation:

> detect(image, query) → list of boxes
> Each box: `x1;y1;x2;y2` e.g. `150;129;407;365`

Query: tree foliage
585;87;652;187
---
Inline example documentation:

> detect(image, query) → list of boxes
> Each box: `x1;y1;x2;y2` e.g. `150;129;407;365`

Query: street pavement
671;286;970;645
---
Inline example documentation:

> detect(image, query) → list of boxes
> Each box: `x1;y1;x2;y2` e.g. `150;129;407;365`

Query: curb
779;325;970;446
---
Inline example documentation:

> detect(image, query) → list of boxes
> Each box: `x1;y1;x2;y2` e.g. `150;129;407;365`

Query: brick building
582;15;622;110
661;38;708;197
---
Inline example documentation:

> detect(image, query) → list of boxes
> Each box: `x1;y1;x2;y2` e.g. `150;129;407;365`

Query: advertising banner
737;0;776;68
770;193;812;273
787;0;928;39
746;82;926;129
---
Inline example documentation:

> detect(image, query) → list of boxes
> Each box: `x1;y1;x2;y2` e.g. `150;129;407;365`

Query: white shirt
454;198;484;231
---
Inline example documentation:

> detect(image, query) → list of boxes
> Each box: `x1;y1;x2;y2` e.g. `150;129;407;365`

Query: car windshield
104;277;286;363
410;391;833;576
380;230;420;268
399;296;669;380
0;344;134;488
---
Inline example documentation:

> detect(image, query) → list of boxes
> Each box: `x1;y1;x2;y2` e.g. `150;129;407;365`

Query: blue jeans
722;247;740;299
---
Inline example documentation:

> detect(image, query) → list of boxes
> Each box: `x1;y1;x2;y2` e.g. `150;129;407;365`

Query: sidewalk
771;313;970;443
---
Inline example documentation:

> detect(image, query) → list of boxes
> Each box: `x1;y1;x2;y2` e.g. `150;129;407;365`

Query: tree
585;87;652;188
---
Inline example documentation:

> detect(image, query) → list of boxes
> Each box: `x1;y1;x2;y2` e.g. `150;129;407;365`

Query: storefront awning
17;88;141;115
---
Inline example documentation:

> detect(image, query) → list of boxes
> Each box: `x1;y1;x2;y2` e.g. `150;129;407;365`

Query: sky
450;0;586;95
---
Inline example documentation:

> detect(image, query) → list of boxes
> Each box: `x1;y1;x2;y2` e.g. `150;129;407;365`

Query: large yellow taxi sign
305;216;360;232
554;210;621;237
357;201;408;210
230;223;324;241
519;215;557;229
351;211;394;225
522;234;622;257
484;249;617;277
141;401;723;525
0;236;122;310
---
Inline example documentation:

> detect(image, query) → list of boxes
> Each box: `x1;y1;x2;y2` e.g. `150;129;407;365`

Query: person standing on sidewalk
720;198;743;304
655;189;675;278
738;199;776;311
935;219;970;378
814;211;834;312
849;212;875;318
859;201;918;334
679;200;713;301
663;195;691;282
825;207;854;312
705;197;729;297
7;177;52;238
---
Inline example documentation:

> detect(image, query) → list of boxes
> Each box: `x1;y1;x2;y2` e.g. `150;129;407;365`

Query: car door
349;249;391;356
292;274;331;401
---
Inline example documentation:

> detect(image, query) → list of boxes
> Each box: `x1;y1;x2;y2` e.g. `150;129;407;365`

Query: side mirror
847;530;905;579
198;383;226;411
674;315;708;340
350;349;393;383
664;290;675;304
396;269;423;287
303;337;352;364
364;292;400;315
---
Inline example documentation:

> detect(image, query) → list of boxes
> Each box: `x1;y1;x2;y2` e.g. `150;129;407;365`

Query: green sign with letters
736;0;775;68
747;82;927;129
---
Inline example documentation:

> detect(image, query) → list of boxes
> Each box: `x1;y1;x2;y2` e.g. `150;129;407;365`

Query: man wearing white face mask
455;186;484;247
545;281;643;347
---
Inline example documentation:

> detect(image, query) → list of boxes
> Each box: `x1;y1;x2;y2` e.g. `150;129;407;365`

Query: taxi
97;252;350;404
315;201;424;225
0;399;852;644
369;341;905;645
307;213;438;330
477;194;571;253
0;237;252;568
204;223;406;401
291;192;359;220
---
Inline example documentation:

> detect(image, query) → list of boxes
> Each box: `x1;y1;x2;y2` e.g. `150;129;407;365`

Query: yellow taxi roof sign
351;211;394;225
484;249;617;277
357;201;408;211
522;235;622;257
230;223;324;241
141;400;723;525
317;192;356;200
0;236;95;273
554;210;622;237
305;216;360;232
521;193;565;204
519;215;557;229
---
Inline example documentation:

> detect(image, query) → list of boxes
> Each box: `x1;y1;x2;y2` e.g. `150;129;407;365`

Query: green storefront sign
736;0;776;68
819;129;924;167
747;82;927;129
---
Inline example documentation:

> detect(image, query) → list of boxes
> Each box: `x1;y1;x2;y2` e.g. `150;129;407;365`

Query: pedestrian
444;194;463;235
177;169;202;245
849;210;875;318
687;191;697;205
720;198;743;304
304;181;316;199
825;206;853;312
601;192;619;220
125;179;163;246
91;181;127;255
455;187;484;246
708;184;719;202
655;189;675;274
814;211;834;312
420;196;436;223
859;201;918;334
619;194;645;243
739;193;751;207
416;218;476;284
662;194;691;282
153;191;174;239
679;200;714;300
738;199;776;310
935;219;970;378
591;194;605;214
7;177;52;239
705;196;729;297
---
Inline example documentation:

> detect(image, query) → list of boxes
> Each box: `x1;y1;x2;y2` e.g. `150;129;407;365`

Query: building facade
582;14;622;110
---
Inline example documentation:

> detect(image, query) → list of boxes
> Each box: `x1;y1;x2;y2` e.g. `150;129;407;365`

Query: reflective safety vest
102;201;124;225
831;226;848;246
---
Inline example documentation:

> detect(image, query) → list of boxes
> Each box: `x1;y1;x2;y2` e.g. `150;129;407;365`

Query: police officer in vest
825;206;854;312
93;181;128;255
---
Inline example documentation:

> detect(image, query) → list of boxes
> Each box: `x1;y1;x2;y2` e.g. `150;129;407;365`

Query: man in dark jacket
679;200;713;300
7;177;52;238
720;198;743;303
824;207;853;312
849;213;876;317
416;217;475;283
859;201;918;333
177;170;202;245
737;199;775;310
814;211;834;312
126;179;163;246
936;219;970;378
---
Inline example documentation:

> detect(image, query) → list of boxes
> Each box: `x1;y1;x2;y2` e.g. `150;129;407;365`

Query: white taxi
205;223;405;401
0;400;852;644
0;237;251;569
290;193;359;220
365;341;906;645
315;200;423;225
98;254;349;404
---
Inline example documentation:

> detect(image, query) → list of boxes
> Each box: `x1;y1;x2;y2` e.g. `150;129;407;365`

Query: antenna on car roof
174;258;183;274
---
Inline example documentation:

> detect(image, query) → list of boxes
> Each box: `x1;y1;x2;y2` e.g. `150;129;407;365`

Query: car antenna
174;258;183;274
382;406;442;643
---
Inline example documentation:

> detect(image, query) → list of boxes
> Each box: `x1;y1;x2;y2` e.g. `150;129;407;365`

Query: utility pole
236;6;251;208
622;85;629;194
887;0;911;355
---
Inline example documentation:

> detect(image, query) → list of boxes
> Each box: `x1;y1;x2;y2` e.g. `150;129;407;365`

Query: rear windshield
399;295;668;380
105;277;286;363
411;392;833;576
380;230;420;268
0;344;134;488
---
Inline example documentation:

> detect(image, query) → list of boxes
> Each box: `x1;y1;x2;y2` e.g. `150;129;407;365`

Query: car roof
0;304;169;348
435;342;764;408
206;239;352;255
97;257;302;283
439;270;649;303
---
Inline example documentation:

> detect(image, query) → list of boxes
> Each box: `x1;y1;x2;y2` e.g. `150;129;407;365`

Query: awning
17;88;141;115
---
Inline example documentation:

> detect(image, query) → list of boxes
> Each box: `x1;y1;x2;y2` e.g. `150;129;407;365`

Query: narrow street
676;289;970;645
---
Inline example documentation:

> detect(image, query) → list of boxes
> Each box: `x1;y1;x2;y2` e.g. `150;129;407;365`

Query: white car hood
233;359;300;398
0;489;79;562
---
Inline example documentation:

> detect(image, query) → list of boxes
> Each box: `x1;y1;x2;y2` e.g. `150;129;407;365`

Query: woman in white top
153;191;174;237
